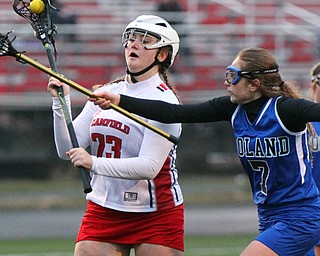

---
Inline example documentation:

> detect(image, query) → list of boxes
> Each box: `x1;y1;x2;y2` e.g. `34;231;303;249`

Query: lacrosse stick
0;32;179;140
12;0;92;194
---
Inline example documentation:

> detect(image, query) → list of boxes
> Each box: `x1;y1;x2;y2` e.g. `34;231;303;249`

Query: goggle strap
240;68;279;78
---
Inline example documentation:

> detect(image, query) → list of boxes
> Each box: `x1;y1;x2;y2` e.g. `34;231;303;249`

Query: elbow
144;169;158;180
139;157;162;179
57;151;69;160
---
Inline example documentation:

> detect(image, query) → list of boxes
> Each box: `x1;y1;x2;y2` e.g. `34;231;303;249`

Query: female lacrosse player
48;15;184;256
90;47;320;256
309;62;320;256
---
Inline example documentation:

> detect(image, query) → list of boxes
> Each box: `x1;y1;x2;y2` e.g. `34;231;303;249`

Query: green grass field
0;234;256;256
0;177;255;255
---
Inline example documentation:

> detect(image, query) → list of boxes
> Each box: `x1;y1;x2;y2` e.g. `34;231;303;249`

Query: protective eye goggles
122;28;161;49
225;65;279;85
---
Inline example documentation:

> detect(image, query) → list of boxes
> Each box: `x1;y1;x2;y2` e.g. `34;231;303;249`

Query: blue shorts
256;198;320;255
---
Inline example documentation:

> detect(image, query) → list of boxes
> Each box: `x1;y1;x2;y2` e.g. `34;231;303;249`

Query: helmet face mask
122;15;180;67
122;28;161;49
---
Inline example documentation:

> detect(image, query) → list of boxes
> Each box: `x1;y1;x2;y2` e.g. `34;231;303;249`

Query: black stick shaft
45;43;92;194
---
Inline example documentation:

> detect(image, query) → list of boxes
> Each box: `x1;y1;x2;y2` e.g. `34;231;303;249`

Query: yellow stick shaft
16;52;179;144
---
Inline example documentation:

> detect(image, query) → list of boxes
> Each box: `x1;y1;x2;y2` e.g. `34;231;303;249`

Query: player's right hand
47;76;70;97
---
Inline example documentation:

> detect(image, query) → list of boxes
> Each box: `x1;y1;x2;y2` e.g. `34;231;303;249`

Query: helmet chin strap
126;50;160;83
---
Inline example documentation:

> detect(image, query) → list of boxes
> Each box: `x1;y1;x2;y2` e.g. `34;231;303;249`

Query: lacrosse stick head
0;31;19;57
0;31;26;63
12;0;58;45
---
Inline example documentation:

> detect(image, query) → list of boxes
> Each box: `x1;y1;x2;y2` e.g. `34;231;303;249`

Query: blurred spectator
156;0;192;68
157;0;183;26
50;0;78;42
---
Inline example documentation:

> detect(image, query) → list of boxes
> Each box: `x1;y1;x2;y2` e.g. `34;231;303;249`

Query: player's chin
126;58;140;67
229;95;238;104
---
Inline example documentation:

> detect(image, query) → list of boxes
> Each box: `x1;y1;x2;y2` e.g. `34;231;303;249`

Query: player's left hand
47;76;70;97
67;148;93;170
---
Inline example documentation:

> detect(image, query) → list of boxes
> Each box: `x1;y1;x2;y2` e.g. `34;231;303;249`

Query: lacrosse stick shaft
14;52;179;144
11;1;93;193
45;43;92;194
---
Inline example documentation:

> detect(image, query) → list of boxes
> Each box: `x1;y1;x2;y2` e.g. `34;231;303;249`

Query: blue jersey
232;96;319;206
311;122;320;190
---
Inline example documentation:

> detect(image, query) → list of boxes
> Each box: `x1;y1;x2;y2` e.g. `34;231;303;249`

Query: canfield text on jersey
91;117;130;135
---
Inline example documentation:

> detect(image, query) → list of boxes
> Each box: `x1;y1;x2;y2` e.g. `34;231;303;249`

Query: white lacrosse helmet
122;15;180;67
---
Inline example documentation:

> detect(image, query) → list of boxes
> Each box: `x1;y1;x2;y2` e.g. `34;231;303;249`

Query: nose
127;39;140;49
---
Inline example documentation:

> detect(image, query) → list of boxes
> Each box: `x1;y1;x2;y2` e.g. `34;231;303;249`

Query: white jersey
52;73;183;212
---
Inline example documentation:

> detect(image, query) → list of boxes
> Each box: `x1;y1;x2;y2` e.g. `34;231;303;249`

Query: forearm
91;135;173;179
52;96;73;159
119;94;233;123
119;94;181;123
91;156;164;180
